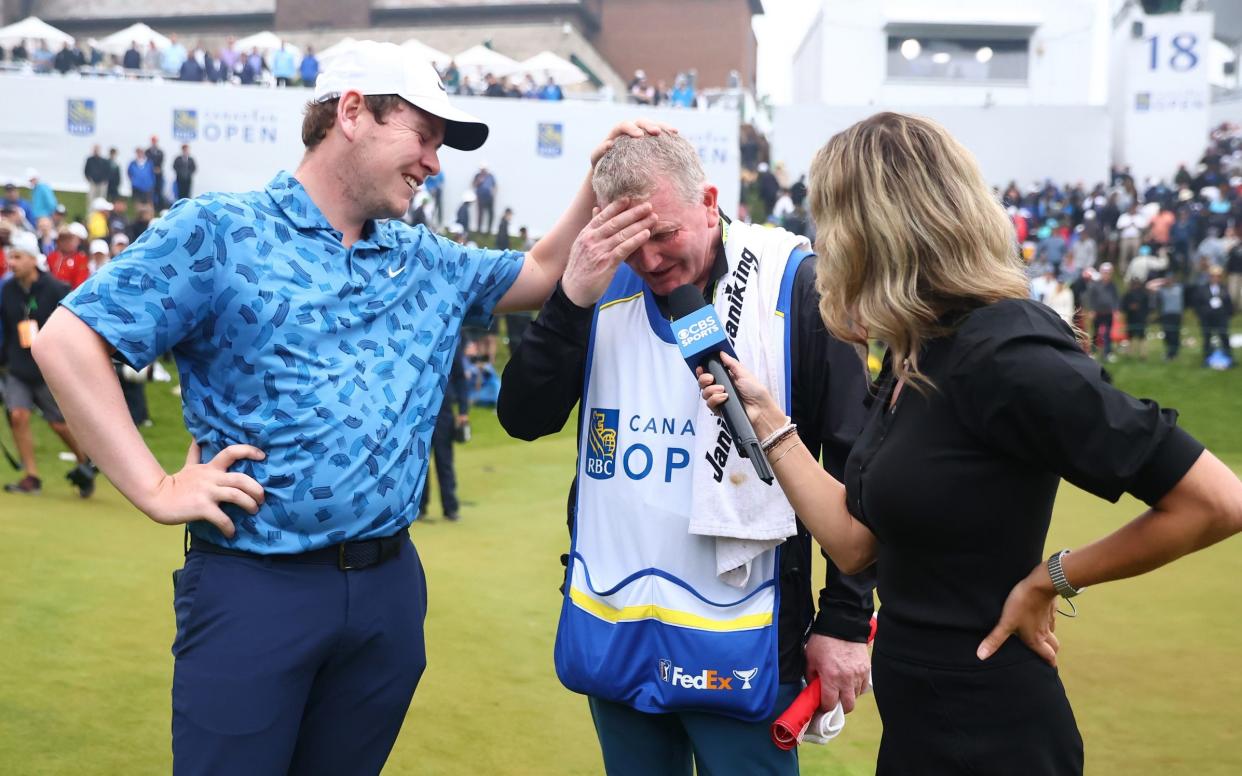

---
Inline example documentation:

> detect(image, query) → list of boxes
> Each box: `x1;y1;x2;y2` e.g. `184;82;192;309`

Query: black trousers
1092;312;1113;355
115;365;149;425
121;379;149;425
1201;322;1232;360
419;408;458;516
1161;313;1182;358
476;195;494;235
873;651;1083;776
504;313;533;351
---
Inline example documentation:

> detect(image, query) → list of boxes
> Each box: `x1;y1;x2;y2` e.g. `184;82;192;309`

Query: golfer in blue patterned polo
34;41;663;775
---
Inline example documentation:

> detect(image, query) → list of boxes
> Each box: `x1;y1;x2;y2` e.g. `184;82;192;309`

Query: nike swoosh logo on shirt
387;265;407;278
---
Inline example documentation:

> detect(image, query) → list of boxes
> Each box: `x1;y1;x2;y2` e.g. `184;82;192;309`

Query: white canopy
400;38;450;68
96;22;171;56
315;36;355;65
520;50;588;86
0;16;74;48
454;44;521;79
234;31;300;57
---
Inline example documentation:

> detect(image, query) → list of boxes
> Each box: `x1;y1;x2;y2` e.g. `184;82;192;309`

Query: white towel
802;672;873;746
687;221;810;587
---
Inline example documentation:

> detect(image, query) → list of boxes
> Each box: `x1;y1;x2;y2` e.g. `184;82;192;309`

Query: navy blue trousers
588;683;801;775
170;539;427;775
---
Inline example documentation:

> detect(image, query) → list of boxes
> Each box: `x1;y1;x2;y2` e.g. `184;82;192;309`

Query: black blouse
846;299;1204;668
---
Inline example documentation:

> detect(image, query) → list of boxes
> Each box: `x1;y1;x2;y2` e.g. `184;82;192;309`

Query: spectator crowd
2;118;1237;498
741;123;1240;369
0;137;196;494
0;35;322;87
2;36;582;98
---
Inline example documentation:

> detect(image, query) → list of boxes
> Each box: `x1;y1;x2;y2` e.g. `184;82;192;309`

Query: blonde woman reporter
699;113;1242;774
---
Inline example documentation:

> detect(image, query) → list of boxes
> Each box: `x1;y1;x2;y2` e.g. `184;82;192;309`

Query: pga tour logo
658;659;757;691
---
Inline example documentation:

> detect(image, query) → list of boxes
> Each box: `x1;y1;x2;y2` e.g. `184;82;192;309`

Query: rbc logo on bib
586;408;619;480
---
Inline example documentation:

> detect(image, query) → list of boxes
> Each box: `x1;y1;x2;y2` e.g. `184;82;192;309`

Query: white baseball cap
63;222;88;240
9;229;42;259
89;239;109;255
91;197;113;212
313;40;488;152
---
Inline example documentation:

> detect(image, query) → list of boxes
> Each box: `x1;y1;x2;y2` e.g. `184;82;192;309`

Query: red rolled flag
770;677;822;751
771;614;877;750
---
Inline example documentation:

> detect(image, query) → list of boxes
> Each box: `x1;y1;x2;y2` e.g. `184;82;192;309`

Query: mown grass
0;339;1239;774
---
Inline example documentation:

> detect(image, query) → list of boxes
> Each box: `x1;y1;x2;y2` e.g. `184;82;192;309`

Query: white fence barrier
0;73;739;235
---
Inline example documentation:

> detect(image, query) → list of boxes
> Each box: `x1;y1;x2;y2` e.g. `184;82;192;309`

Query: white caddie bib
554;222;808;721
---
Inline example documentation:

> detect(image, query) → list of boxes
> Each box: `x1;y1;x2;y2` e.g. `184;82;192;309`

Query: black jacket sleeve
497;281;594;440
788;257;877;643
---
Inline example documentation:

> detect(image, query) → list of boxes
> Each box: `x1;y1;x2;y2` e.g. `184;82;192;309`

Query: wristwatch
1046;549;1083;599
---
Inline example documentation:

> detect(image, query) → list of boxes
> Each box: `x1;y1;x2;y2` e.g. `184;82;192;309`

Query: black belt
188;528;409;571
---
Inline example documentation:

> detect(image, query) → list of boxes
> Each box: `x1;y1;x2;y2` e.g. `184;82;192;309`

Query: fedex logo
658;660;755;691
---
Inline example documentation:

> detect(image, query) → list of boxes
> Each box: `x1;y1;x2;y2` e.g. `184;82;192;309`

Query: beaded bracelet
761;421;798;454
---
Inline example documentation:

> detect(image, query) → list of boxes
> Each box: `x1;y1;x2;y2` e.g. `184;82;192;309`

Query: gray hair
592;133;706;205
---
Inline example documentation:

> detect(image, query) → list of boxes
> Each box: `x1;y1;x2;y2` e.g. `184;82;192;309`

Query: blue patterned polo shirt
64;171;524;552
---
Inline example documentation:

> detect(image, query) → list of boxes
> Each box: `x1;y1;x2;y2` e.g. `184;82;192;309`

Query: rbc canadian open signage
66;98;96;136
173;109;198;142
173;108;279;144
537;122;564;158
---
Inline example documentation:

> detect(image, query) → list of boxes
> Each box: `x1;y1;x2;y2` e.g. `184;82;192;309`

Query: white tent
234;31;300;57
315;36;356;66
454;44;521;79
400;38;450;69
520;50;588;86
96;22;171;57
0;16;74;48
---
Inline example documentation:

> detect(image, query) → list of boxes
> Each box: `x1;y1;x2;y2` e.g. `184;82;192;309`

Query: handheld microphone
668;284;774;485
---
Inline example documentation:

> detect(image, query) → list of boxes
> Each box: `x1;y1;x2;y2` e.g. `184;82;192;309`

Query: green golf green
1;351;1239;775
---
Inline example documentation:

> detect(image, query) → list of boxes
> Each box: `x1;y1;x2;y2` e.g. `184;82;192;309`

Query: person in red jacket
45;222;91;289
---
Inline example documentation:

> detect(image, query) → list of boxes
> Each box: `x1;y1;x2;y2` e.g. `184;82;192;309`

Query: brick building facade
13;0;762;92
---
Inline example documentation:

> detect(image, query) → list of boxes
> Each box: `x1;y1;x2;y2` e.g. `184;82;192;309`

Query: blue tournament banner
66;99;96;136
585;407;619;480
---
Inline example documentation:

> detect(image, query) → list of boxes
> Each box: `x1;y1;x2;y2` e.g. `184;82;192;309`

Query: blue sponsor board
585;407;619;480
67;99;96;136
537;122;564;158
173;109;198;142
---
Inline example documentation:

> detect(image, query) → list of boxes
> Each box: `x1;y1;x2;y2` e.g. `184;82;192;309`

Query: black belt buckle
338;543;357;571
